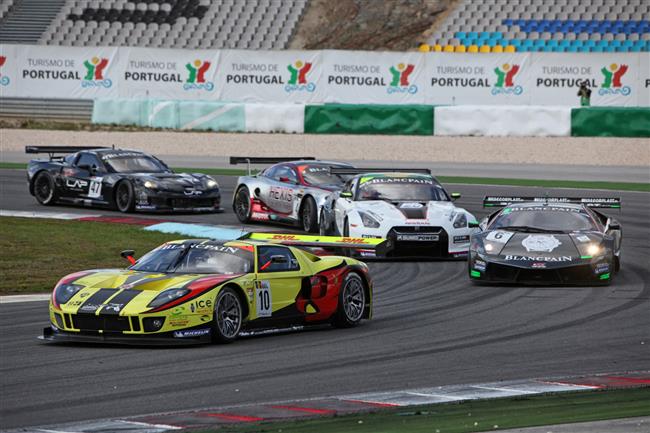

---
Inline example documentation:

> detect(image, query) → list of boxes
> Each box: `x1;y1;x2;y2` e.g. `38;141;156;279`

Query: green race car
44;236;376;345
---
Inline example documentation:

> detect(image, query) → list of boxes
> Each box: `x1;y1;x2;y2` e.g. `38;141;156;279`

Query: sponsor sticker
396;234;438;242
576;235;591;243
173;328;211;338
522;235;562;253
474;260;486;272
399;202;423;209
595;263;610;274
532;262;547;269
453;235;470;244
255;280;272;317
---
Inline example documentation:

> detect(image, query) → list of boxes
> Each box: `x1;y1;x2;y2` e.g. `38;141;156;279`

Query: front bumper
469;256;613;285
42;325;212;346
135;189;222;213
353;226;468;259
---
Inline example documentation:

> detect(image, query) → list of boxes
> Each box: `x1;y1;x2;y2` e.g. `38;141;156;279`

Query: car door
254;245;307;323
258;164;297;215
63;152;106;202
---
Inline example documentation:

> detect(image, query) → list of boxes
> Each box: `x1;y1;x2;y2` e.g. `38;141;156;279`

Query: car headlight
54;283;83;306
147;288;190;309
359;211;380;228
453;212;468;229
144;180;158;189
206;178;219;189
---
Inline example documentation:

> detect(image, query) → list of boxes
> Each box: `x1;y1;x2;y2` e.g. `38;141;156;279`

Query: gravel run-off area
1;128;649;167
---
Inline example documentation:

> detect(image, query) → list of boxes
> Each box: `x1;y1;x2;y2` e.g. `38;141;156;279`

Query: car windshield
491;206;599;232
104;155;168;173
298;164;351;186
356;176;449;202
131;243;253;274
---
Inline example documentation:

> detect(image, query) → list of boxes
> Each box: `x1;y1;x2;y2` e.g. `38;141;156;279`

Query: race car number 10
256;280;272;317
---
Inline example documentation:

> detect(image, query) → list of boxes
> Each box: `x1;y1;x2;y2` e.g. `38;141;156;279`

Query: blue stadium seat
509;39;522;48
592;46;604;52
455;32;466;39
566;46;578;52
578;46;591;52
559;40;571;48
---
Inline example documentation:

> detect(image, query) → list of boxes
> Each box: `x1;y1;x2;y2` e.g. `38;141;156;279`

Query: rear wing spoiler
26;146;108;160
329;167;431;175
240;233;391;256
483;196;621;209
229;156;315;175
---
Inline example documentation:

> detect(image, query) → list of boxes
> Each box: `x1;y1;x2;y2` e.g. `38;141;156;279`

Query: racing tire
33;171;58;206
332;272;366;328
212;287;243;344
115;181;135;213
300;196;318;233
319;209;330;236
233;186;251;223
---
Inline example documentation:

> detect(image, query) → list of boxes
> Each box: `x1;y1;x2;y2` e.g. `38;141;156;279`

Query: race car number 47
88;177;103;199
255;280;272;317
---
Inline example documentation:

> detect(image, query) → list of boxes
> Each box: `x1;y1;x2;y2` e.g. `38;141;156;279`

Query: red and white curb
17;372;649;433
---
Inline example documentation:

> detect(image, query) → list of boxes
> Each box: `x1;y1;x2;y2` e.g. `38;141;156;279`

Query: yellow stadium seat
492;44;503;53
433;44;442;52
444;45;454;52
504;45;516;52
455;45;466;52
468;45;479;53
419;44;430;52
480;45;491;53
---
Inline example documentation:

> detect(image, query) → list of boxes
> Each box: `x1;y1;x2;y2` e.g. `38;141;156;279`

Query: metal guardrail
0;98;93;121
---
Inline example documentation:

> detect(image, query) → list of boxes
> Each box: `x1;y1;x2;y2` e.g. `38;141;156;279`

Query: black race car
469;196;622;285
26;146;221;213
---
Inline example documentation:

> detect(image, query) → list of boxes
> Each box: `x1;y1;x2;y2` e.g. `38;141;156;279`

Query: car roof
280;160;354;168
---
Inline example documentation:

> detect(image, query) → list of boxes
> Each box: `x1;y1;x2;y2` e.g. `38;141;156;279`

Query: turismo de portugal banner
0;44;648;106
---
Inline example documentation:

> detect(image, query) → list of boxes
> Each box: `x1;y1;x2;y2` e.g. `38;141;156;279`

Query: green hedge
305;104;434;135
571;107;650;137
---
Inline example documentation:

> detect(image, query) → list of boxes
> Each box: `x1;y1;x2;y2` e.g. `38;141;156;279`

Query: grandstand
0;0;309;49
428;0;650;52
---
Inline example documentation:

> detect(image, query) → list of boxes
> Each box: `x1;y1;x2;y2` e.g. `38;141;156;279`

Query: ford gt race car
319;169;478;258
468;196;622;285
43;237;374;345
27;146;221;213
231;157;354;232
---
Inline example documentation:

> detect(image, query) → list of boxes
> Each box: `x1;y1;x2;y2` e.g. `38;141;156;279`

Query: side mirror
270;255;288;264
120;249;136;265
608;221;621;231
340;191;353;199
78;163;91;172
278;176;293;184
468;221;480;228
451;192;461;200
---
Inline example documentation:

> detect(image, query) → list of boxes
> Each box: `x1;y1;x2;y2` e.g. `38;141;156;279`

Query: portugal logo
184;59;214;91
82;57;111;88
492;63;522;95
388;63;417;94
599;63;630;96
285;60;315;93
0;56;9;86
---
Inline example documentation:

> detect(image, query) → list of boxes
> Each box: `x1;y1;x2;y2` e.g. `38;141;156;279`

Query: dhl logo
340;238;367;244
271;235;299;240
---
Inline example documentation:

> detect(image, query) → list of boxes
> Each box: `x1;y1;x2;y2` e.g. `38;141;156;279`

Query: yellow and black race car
43;235;381;345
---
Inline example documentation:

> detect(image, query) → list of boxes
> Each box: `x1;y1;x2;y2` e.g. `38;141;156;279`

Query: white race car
319;170;478;259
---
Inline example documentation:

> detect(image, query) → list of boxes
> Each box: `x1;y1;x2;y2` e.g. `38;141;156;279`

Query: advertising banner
120;47;221;100
424;52;532;105
12;45;124;98
639;52;650;107
320;50;427;104
218;50;322;103
528;53;640;107
0;44;18;97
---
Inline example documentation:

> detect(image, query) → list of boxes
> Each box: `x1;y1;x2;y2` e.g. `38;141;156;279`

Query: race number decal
255;280;272;317
88;177;103;198
485;230;514;244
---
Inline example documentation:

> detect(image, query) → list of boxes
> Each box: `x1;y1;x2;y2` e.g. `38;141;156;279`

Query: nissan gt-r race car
27;146;221;213
231;157;354;232
319;169;478;258
468;196;622;285
43;237;375;345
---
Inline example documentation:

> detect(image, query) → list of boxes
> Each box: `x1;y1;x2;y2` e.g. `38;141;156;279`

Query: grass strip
0;217;181;294
207;388;650;433
1;162;647;191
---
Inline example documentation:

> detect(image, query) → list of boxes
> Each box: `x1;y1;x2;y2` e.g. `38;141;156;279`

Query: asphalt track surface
1;168;649;430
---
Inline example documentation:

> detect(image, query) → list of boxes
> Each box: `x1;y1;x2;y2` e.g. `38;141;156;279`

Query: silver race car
319;169;478;259
231;157;354;232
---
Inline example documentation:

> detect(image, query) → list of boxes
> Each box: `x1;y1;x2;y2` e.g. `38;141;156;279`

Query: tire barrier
304;104;434;135
92;99;649;137
571;107;650;137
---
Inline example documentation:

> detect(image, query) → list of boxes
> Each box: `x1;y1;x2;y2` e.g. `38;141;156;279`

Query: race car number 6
255;280;272;317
